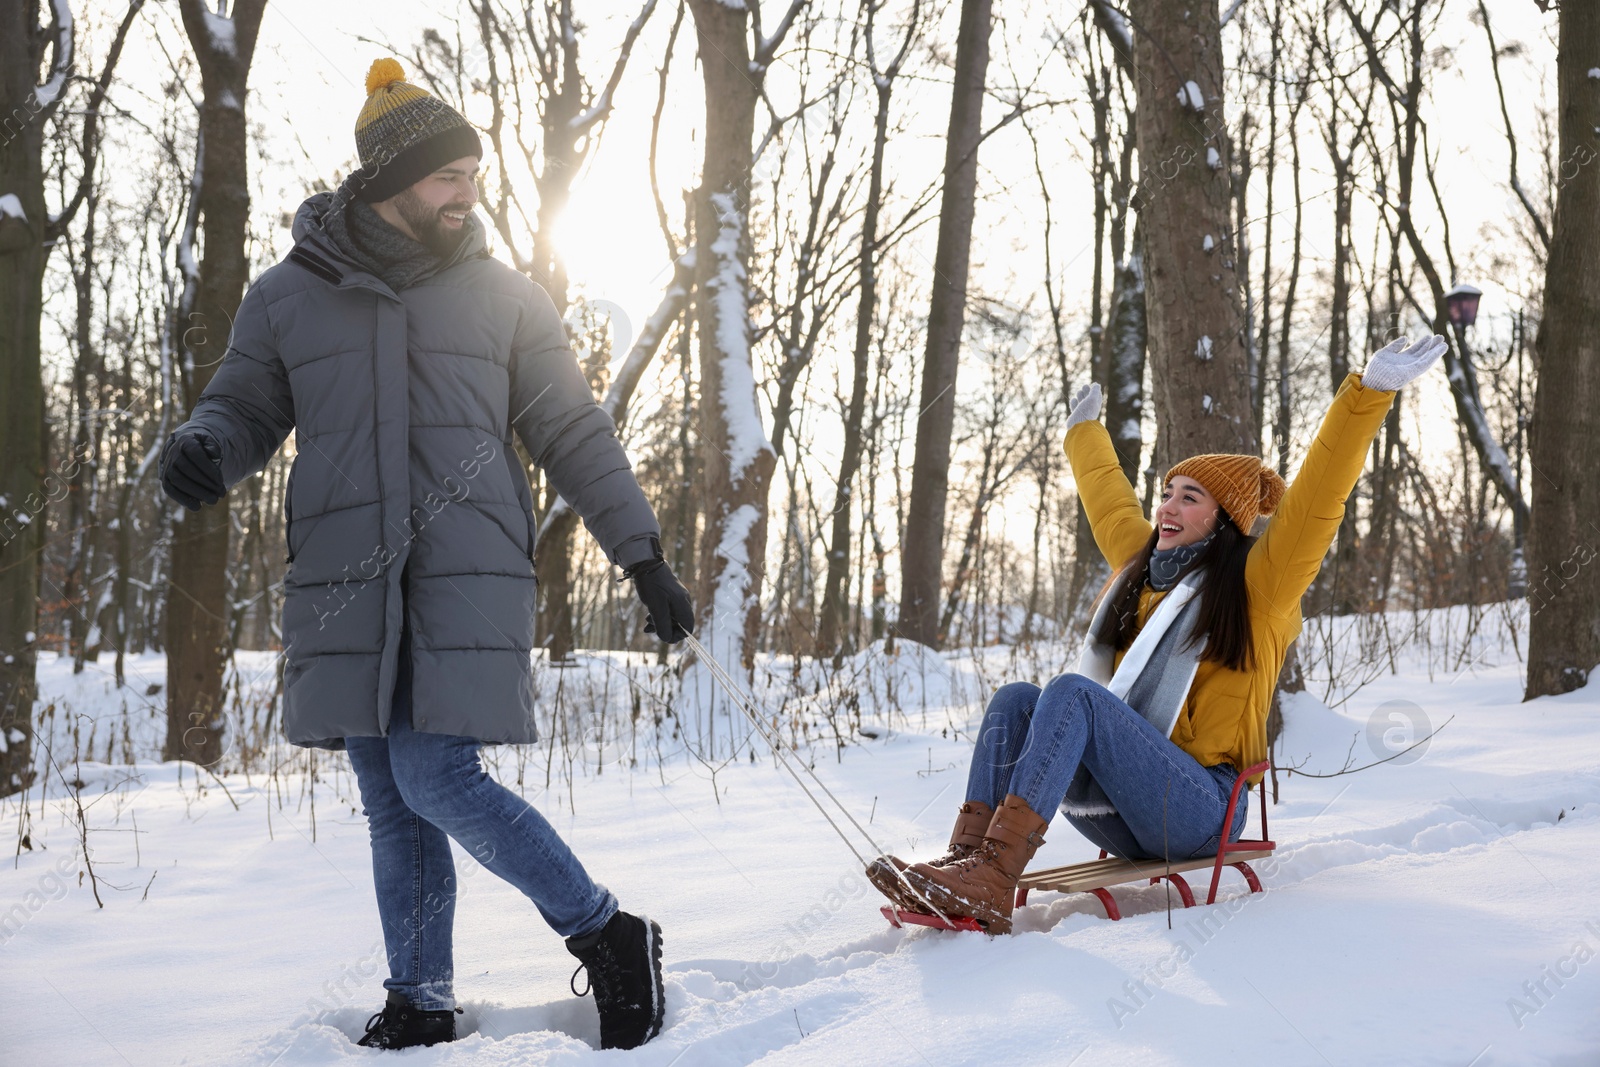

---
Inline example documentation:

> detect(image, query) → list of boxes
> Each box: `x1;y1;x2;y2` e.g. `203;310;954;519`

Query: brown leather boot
865;801;994;910
898;794;1049;935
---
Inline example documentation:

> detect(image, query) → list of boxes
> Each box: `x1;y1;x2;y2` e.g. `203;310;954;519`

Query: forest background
1;0;1595;791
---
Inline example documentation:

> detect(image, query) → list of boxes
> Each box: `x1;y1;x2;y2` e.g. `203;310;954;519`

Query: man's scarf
317;180;449;293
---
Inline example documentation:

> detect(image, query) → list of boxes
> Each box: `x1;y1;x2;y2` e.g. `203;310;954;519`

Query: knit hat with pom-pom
1164;453;1288;535
351;58;481;203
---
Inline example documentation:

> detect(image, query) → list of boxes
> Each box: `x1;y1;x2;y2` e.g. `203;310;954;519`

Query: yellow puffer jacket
1064;373;1395;784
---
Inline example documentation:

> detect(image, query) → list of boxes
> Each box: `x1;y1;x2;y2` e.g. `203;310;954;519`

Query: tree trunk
1525;1;1600;699
0;0;64;798
0;0;138;795
1325;124;1361;614
684;0;787;679
897;0;992;649
1129;0;1255;467
165;0;266;766
1071;226;1148;612
817;2;915;662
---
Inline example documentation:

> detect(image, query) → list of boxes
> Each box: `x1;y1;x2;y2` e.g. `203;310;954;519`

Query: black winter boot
565;910;665;1050
355;992;460;1049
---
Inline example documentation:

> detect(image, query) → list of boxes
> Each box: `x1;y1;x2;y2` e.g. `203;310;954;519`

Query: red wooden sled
882;760;1275;931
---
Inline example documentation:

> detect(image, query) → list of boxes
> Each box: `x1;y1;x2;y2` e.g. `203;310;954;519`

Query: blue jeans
965;674;1247;862
345;638;616;1010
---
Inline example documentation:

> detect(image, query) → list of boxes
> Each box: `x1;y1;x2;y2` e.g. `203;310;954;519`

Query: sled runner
882;761;1274;930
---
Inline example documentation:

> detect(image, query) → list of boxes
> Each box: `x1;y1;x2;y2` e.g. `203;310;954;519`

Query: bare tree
1341;0;1528;543
683;0;802;680
816;0;920;662
0;0;142;797
1525;0;1600;699
1129;0;1256;467
897;0;992;649
164;0;267;766
1066;11;1146;619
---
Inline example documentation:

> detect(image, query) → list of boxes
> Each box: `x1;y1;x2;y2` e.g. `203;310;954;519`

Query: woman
867;335;1447;934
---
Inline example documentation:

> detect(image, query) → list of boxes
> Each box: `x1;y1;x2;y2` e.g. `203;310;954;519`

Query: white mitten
1360;334;1448;392
1067;382;1104;430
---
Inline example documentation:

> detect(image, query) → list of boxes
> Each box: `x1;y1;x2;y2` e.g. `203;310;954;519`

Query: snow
0;193;28;223
1195;336;1213;361
684;502;763;741
8;606;1600;1064
1178;80;1205;113
33;0;73;109
202;8;237;58
706;193;772;478
1090;0;1133;54
1588;69;1600;80
1206;146;1220;171
1201;234;1214;253
1202;393;1214;413
1444;357;1523;509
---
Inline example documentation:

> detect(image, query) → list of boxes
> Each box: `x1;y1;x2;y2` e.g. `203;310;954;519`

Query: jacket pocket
284;455;299;563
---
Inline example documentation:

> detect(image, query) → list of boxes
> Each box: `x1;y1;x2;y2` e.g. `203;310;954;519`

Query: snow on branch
707;192;771;477
0;195;27;223
1177;80;1205;113
1444;356;1523;517
569;0;659;132
754;0;807;68
538;254;694;538
602;252;693;426
201;5;237;57
35;0;75;110
1088;0;1132;57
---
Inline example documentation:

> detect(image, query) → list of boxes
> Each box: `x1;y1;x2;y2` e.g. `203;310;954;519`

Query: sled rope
681;632;958;926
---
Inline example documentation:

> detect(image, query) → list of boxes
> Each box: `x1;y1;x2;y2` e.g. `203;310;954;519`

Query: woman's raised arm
1064;384;1152;570
1246;336;1447;624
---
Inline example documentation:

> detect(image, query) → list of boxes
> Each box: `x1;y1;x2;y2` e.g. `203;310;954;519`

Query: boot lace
359;1004;403;1046
570;940;624;1012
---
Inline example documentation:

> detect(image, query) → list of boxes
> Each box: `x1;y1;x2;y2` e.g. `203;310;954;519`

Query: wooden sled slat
880;762;1279;930
1019;849;1275;894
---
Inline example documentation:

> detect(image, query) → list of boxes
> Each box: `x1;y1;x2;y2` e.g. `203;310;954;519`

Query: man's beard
394;188;470;257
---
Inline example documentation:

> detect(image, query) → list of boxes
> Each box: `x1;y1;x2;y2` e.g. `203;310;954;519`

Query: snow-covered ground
5;606;1599;1066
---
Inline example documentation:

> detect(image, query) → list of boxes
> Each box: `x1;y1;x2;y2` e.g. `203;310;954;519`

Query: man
159;58;693;1051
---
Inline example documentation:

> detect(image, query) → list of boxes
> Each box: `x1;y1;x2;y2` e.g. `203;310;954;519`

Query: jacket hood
290;186;490;281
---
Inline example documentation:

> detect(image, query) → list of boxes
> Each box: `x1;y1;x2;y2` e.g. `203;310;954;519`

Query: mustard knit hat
1164;453;1287;535
351;59;481;203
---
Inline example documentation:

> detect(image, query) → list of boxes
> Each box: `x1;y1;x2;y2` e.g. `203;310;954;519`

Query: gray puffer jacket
178;191;660;748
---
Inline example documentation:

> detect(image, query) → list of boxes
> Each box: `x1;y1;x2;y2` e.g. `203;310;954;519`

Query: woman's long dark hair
1092;515;1257;673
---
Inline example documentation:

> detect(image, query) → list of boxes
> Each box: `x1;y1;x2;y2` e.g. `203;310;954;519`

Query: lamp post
1446;282;1526;600
1445;283;1482;329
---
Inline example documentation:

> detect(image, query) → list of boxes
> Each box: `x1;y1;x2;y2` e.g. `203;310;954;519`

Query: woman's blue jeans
965;673;1247;862
344;641;616;1011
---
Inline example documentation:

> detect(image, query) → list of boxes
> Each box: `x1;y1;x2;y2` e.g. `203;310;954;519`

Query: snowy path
6;640;1600;1065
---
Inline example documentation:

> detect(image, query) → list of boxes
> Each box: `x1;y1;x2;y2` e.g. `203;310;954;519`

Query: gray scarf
1148;531;1216;591
1063;567;1210;816
317;181;446;293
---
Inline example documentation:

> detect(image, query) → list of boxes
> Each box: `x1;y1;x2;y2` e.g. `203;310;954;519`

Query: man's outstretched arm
163;285;295;508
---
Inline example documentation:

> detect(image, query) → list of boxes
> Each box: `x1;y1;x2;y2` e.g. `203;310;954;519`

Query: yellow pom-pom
1258;466;1287;517
365;58;406;96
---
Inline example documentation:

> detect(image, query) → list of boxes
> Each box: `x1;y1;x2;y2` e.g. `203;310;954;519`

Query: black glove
626;556;695;643
160;430;225;511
